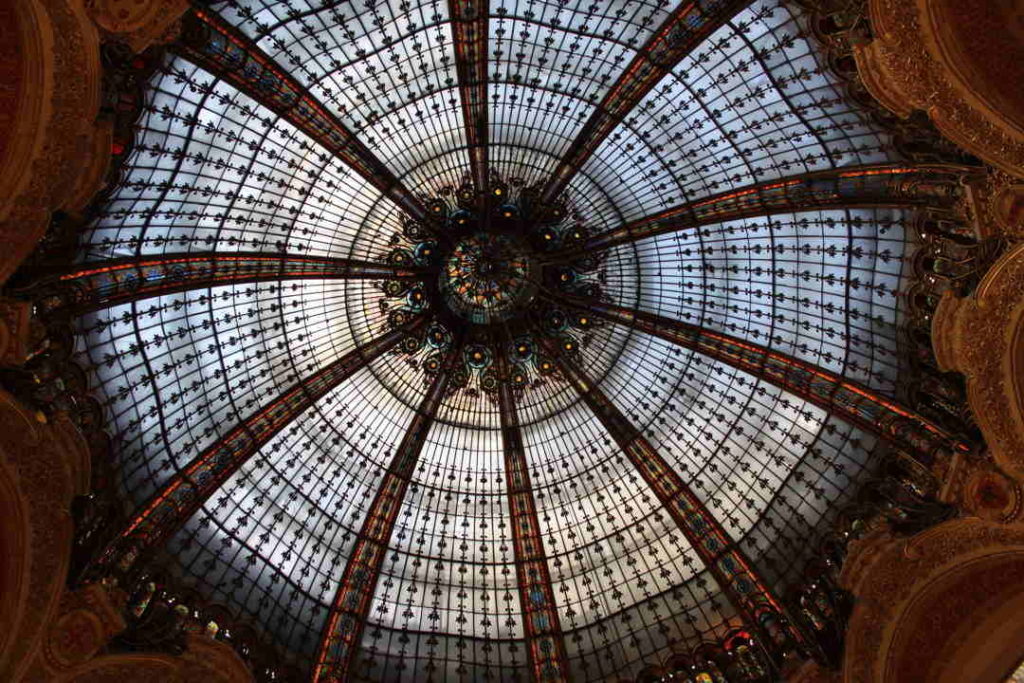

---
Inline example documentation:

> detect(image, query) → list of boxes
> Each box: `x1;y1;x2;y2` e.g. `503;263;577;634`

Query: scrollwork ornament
84;0;189;52
857;0;1024;179
933;243;1024;479
842;517;1024;683
959;169;1024;241
0;388;90;681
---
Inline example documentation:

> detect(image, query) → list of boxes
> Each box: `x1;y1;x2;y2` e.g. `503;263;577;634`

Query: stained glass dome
55;0;973;680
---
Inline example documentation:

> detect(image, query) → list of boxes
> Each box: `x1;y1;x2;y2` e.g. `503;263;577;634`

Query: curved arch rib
554;294;972;461
542;163;976;262
177;9;442;232
538;335;804;659
449;0;490;206
90;314;429;576
496;348;571;682
313;338;465;682
37;252;423;313
537;0;750;206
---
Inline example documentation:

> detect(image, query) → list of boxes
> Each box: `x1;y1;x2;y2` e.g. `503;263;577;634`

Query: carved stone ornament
932;242;1024;479
934;448;1023;523
0;0;190;288
788;659;842;683
84;0;189;52
34;634;254;683
0;388;91;681
22;583;128;678
8;579;256;682
959;170;1024;241
70;635;253;682
0;298;33;366
0;0;103;286
856;0;1024;179
841;517;1024;683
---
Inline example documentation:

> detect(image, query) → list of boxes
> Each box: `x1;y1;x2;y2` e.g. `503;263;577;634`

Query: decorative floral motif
378;178;606;401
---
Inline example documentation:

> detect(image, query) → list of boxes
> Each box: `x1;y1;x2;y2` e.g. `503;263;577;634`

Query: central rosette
377;179;610;414
439;232;538;324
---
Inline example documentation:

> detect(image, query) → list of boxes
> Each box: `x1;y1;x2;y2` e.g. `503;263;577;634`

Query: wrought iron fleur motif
378;174;607;402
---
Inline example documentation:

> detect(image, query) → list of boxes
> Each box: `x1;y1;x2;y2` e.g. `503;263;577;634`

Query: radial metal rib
34;252;423;313
539;335;805;660
313;337;465;682
552;294;972;461
542;164;976;262
178;9;444;232
90;314;429;576
537;0;750;206
449;0;491;208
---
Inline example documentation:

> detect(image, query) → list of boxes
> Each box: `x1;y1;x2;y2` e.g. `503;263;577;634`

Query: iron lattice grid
72;0;923;680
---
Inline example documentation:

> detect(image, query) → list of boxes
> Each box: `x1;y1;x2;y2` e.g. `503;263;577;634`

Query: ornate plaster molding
933;447;1023;523
932;243;1024;479
0;298;34;366
7;578;256;682
19;583;127;680
841;517;1024;683
959;170;1024;241
0;0;103;286
856;0;1024;179
13;580;253;683
0;388;90;681
45;635;254;683
84;0;188;53
788;659;842;683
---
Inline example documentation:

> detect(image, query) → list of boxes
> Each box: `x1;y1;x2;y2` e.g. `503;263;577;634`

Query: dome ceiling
58;0;968;680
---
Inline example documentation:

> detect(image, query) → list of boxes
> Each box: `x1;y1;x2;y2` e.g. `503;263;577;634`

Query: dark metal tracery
496;345;572;682
2;0;997;680
313;336;465;682
536;334;805;669
176;8;445;234
88;314;429;581
543;163;977;263
549;293;973;463
537;0;751;206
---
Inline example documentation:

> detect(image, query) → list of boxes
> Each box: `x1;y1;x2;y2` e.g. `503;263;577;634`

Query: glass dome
62;0;953;680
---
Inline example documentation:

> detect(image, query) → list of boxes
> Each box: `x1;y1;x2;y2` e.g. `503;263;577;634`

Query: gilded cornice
0;0;102;286
856;0;1024;179
0;388;90;681
84;0;188;53
0;0;189;287
933;243;1024;479
841;517;1024;683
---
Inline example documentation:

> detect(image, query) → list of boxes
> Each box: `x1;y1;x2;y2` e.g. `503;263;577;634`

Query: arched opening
843;519;1024;682
886;553;1024;682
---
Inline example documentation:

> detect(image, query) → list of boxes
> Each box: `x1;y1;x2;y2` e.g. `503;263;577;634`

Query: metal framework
544;164;974;261
60;3;990;678
552;295;973;462
496;348;571;682
537;0;750;206
313;338;465;682
449;0;490;204
177;9;443;230
537;335;804;657
41;252;423;312
91;315;429;574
